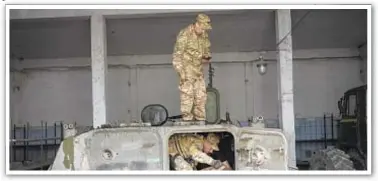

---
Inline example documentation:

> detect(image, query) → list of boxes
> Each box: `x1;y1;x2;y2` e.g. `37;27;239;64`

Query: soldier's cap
196;13;212;30
206;133;220;151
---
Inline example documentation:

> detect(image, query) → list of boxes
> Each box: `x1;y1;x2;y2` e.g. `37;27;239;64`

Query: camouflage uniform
172;14;212;121
168;133;220;170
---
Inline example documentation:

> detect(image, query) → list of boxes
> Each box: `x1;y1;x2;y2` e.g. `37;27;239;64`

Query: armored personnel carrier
49;115;288;171
49;63;289;171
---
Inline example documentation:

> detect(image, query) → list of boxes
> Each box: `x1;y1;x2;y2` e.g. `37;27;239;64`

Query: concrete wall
10;49;365;126
358;44;368;84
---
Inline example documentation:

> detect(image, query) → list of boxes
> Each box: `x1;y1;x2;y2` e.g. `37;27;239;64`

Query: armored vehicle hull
49;124;289;171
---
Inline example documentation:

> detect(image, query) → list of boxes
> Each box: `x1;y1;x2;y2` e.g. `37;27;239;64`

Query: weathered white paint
107;68;131;123
14;70;92;126
9;50;364;126
91;14;108;128
275;9;296;169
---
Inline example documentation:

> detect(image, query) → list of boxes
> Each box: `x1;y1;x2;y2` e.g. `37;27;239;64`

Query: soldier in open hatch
168;133;223;170
172;13;212;123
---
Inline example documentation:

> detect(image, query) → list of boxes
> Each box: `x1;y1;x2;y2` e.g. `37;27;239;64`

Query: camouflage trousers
172;155;195;170
179;75;207;121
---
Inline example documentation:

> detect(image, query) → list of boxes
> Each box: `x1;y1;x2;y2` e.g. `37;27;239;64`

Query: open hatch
168;131;235;171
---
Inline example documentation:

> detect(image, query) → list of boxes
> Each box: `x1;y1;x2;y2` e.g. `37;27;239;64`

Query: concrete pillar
275;9;297;169
91;14;107;128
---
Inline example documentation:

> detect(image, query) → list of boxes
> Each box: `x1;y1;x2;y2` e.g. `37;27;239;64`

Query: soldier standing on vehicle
169;133;223;170
172;13;212;123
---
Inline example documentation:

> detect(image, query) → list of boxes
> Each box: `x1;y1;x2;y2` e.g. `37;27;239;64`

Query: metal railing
10;121;64;170
295;113;341;169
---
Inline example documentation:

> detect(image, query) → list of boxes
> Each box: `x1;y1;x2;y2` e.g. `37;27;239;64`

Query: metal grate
295;114;339;162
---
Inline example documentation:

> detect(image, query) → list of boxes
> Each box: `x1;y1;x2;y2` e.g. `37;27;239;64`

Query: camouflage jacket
172;24;211;80
168;134;215;166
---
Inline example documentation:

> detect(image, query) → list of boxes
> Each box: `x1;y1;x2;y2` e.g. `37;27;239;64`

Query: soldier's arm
203;33;212;59
188;142;215;165
172;31;187;73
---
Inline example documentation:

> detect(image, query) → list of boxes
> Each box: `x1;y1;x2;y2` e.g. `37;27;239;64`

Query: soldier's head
194;13;212;35
203;133;220;154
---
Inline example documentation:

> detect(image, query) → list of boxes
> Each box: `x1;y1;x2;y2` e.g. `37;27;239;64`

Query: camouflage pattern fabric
179;76;207;121
168;134;216;170
172;14;212;121
173;155;194;171
196;13;212;30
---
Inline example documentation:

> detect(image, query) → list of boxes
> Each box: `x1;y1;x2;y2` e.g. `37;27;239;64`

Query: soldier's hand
202;59;209;64
202;56;211;64
203;55;212;61
211;160;223;169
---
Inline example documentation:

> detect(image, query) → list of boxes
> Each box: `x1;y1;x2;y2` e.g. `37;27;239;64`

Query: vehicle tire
309;147;355;170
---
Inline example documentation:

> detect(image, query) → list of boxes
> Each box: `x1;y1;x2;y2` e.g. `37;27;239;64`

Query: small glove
211;160;223;169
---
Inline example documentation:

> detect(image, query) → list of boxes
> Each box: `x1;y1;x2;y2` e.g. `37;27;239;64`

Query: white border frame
5;4;372;10
4;4;372;176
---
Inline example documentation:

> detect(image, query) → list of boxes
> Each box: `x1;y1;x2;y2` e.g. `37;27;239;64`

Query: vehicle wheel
347;149;367;170
309;147;355;170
